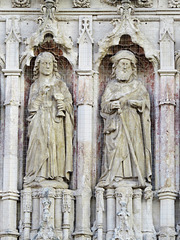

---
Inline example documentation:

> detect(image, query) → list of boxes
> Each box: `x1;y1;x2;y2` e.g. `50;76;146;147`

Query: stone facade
0;0;180;240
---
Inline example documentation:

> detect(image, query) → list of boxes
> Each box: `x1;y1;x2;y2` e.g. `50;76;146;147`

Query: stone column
31;189;40;238
55;189;63;239
157;17;178;239
95;187;105;240
74;15;93;240
62;190;73;240
22;188;32;240
158;189;177;239
133;189;142;240
0;18;21;240
106;188;115;240
142;187;156;239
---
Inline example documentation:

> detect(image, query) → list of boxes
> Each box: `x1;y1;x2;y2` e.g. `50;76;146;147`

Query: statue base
19;186;74;240
95;179;156;240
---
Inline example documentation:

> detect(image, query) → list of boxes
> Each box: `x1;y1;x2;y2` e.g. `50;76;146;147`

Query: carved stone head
33;52;58;81
111;50;137;81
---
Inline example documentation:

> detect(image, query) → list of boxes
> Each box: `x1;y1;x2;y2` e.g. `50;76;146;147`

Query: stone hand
57;100;65;111
54;93;64;101
111;100;121;110
129;100;142;108
56;100;65;117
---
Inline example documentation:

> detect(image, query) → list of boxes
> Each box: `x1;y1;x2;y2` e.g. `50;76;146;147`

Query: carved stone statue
24;52;74;186
99;50;151;187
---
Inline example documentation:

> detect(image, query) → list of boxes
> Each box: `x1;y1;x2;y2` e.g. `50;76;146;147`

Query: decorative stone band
133;188;142;199
0;230;19;238
158;69;177;77
158;188;178;200
2;69;22;76
158;226;177;238
159;99;176;106
76;69;94;76
1;191;19;201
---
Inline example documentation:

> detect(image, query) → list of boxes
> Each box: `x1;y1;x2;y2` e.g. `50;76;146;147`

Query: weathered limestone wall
0;0;180;239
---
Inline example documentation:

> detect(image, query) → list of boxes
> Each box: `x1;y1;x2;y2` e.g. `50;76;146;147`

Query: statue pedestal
20;185;74;240
95;180;156;240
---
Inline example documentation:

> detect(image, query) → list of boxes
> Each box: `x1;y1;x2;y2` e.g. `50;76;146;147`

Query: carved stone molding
12;0;31;8
133;188;142;199
21;0;77;69
6;18;21;44
168;0;180;8
73;0;90;8
144;186;153;200
95;188;105;212
78;16;93;44
95;10;159;71
158;227;177;239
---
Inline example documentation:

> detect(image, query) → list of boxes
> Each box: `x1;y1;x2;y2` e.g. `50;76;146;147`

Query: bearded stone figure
24;52;74;186
99;50;152;187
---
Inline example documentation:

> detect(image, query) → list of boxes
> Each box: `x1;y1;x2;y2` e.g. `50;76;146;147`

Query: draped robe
100;78;152;184
24;76;73;184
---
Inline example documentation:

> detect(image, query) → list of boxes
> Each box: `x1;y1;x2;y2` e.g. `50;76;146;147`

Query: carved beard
117;70;133;81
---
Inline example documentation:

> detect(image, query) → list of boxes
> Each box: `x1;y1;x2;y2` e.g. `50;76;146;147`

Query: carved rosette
168;0;180;8
12;0;30;7
73;0;90;8
136;0;153;7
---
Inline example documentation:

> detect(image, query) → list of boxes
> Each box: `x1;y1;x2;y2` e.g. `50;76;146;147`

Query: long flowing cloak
100;79;151;184
24;76;73;184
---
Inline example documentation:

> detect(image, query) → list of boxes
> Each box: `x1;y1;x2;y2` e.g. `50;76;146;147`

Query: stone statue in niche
99;50;151;187
24;52;74;187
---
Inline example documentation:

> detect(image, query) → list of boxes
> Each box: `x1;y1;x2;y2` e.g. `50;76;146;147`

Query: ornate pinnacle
42;0;57;20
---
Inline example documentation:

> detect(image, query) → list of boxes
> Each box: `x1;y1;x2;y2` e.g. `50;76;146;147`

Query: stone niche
19;34;76;240
96;35;155;183
93;34;156;240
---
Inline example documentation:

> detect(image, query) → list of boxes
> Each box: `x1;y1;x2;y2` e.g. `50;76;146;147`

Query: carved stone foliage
168;0;180;8
73;0;90;8
135;0;153;7
12;0;30;8
21;0;77;68
101;0;153;8
95;0;159;71
33;188;59;240
112;201;135;240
